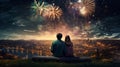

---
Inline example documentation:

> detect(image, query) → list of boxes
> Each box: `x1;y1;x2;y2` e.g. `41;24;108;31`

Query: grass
0;59;120;67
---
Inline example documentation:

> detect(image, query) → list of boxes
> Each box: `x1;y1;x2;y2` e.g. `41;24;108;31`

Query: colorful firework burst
68;0;95;17
43;5;62;20
81;0;95;16
33;0;62;20
33;0;45;15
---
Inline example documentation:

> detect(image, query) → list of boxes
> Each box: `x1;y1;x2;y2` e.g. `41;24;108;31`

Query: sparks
68;0;95;17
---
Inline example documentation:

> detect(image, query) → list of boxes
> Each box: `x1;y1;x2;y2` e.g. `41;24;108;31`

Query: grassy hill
0;59;120;67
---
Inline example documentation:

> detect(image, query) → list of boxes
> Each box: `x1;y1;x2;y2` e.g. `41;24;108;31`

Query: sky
0;0;120;40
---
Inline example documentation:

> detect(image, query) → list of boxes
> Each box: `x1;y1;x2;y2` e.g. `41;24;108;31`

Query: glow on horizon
4;32;73;40
2;33;120;40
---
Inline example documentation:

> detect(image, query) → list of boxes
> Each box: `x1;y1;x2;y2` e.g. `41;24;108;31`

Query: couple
51;33;74;57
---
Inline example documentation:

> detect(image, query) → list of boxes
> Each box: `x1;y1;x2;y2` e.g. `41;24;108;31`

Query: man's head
56;33;62;40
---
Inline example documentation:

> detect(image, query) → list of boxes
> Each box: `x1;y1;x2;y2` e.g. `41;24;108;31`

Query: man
51;33;66;57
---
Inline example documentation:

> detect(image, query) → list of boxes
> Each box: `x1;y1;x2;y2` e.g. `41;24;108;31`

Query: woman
65;35;74;57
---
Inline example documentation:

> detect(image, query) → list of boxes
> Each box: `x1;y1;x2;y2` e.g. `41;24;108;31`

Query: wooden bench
32;56;91;63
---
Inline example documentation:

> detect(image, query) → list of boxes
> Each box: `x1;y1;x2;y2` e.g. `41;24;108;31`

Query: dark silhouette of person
51;33;66;57
65;35;74;57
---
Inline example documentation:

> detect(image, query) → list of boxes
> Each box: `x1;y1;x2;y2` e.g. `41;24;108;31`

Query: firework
33;0;62;20
68;0;95;17
33;0;45;15
81;0;95;16
43;5;62;20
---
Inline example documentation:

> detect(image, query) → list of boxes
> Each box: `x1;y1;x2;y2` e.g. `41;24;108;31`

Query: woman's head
65;35;71;42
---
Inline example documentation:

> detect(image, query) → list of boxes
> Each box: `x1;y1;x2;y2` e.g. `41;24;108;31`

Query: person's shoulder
52;40;56;42
52;40;58;44
60;40;65;43
60;40;66;45
69;41;73;45
71;41;73;44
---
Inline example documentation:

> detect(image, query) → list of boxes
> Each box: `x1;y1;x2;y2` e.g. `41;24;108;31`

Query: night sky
0;0;120;40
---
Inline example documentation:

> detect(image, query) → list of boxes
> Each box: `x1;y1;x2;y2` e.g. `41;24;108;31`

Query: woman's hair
65;35;73;47
65;35;71;42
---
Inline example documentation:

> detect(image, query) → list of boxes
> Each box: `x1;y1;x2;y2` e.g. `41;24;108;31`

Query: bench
32;56;91;63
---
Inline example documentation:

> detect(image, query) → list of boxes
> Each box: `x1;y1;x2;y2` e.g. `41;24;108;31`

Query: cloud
23;30;35;33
